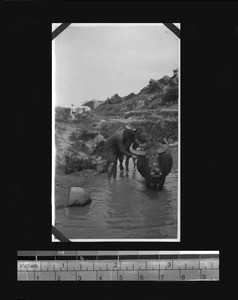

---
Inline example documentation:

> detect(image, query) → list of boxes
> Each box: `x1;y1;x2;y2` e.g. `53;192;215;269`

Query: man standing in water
104;125;149;180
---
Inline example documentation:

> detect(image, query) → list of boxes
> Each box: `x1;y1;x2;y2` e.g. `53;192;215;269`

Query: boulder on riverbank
91;157;107;173
67;187;92;207
85;134;106;154
64;151;92;174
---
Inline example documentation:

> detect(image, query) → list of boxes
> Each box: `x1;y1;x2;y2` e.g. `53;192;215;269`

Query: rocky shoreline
55;113;178;176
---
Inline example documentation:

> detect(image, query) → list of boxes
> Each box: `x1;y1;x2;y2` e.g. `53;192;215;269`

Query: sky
52;23;180;108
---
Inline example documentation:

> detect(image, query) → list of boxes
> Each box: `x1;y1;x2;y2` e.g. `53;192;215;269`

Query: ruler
17;251;219;281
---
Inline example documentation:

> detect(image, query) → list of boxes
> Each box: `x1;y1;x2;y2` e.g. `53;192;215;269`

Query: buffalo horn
130;143;146;156
157;139;169;154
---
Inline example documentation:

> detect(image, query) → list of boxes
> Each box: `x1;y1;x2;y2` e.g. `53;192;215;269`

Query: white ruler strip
17;251;219;281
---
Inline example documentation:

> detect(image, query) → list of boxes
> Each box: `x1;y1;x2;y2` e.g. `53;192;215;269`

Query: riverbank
55;111;178;172
54;110;178;207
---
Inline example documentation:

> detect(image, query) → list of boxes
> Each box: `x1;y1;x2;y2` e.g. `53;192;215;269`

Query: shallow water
55;149;178;240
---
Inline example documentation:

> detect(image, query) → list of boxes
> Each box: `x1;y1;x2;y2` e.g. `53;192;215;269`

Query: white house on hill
76;106;91;114
70;105;91;119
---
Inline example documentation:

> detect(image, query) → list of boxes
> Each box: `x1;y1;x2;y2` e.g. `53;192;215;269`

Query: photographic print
52;23;180;241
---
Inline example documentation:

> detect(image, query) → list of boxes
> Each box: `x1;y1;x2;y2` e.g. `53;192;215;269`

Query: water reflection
55;150;178;239
67;205;91;219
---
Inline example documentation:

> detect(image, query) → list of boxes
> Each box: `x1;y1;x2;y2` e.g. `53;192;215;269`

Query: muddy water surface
55;148;178;240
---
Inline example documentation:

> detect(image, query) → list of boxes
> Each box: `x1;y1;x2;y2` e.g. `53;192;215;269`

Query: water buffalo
130;139;173;189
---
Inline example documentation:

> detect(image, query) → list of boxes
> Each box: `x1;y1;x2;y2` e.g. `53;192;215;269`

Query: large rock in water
68;187;92;207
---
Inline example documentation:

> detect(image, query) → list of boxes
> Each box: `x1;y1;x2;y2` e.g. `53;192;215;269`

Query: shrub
129;120;178;145
77;129;100;141
55;107;70;122
162;86;178;104
64;151;93;174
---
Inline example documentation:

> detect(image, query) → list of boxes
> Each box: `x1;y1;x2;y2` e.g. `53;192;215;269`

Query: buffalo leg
112;162;117;179
125;156;129;171
145;178;152;189
119;156;124;170
132;157;136;168
158;176;166;190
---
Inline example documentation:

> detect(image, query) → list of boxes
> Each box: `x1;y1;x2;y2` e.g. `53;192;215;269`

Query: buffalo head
123;126;151;150
130;139;172;189
133;127;151;144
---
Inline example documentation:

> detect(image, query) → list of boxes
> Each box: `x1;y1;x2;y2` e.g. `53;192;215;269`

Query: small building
69;104;91;119
75;106;91;114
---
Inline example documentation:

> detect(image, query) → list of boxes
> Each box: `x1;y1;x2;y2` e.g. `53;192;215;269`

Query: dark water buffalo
130;139;173;189
105;126;150;180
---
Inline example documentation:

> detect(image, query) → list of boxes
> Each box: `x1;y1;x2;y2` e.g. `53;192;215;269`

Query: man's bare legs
107;161;117;180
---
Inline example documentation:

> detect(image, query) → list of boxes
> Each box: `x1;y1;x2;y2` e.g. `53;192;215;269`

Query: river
55;147;178;240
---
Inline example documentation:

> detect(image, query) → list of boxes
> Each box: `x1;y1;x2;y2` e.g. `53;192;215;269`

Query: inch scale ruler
17;251;219;281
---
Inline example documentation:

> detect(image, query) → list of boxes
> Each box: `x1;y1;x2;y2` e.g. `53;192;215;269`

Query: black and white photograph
52;23;180;241
7;0;237;295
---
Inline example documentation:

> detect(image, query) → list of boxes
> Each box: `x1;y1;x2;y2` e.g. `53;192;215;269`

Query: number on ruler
77;275;81;281
113;262;118;269
140;274;144;281
161;274;164;280
98;275;102;281
80;256;84;260
167;262;172;268
181;274;185;280
202;274;206;280
119;275;123;281
57;275;61;281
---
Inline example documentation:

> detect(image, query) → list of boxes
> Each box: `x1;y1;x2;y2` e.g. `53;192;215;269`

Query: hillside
94;73;178;117
83;99;103;110
54;71;179;175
